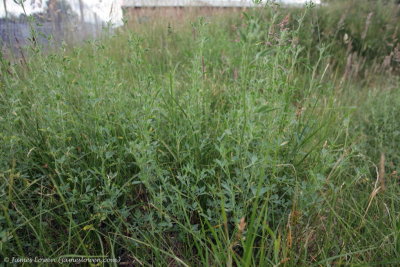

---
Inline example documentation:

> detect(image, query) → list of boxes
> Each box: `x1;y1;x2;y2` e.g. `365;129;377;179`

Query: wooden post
3;0;11;48
94;13;98;38
3;0;8;19
79;0;85;23
78;0;86;36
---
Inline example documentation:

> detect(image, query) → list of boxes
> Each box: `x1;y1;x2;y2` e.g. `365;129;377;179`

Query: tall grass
0;1;399;266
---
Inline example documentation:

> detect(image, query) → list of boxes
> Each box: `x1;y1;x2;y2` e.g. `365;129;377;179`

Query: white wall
0;0;123;26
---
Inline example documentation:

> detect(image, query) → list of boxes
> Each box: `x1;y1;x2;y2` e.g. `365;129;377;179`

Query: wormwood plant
0;1;399;266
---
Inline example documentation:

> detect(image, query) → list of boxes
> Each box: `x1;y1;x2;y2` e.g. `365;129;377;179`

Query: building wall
123;6;246;24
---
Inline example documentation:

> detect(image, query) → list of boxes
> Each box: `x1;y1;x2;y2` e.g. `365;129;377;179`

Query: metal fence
0;0;108;52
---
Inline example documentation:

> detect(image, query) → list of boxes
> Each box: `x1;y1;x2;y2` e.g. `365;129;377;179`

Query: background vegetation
0;0;399;266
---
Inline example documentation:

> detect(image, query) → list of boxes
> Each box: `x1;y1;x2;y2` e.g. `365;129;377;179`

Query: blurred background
0;0;317;50
1;0;122;50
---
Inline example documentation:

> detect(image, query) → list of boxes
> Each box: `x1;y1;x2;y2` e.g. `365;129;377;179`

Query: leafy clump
0;1;399;266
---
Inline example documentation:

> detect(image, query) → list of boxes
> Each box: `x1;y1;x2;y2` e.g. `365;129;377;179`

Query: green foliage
296;0;400;75
0;2;399;266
